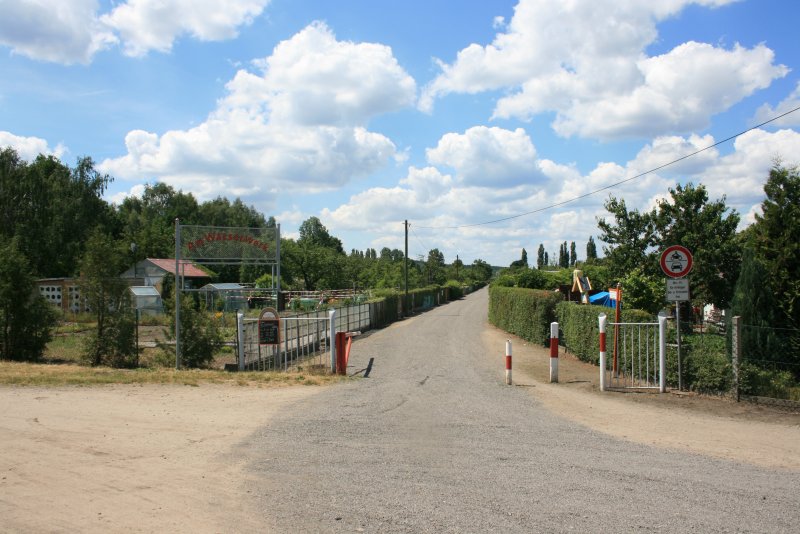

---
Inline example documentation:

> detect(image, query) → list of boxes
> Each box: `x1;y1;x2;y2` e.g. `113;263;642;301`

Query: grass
0;360;348;387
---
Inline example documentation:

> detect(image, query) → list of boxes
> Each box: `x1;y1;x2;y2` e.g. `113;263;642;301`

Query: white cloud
101;0;269;57
420;0;786;140
0;0;116;64
322;126;798;266
0;131;66;160
0;0;268;64
752;81;800;127
99;23;414;201
425;126;541;186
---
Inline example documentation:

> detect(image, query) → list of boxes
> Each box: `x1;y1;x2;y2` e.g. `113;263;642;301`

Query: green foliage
489;286;563;346
738;363;797;400
80;230;137;367
0;148;115;277
750;164;800;330
162;295;224;368
597;196;657;280
655;183;740;308
586;236;598;262
516;268;548;290
0;238;56;361
684;334;731;393
619;267;663;315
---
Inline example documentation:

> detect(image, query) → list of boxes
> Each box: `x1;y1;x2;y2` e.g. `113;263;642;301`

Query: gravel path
243;288;800;533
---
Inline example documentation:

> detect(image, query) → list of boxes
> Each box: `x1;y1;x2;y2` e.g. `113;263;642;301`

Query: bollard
505;340;512;385
599;314;607;392
549;321;559;383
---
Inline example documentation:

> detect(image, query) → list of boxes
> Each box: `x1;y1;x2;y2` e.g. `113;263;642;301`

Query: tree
597;197;657;280
298;216;344;253
569;241;577;267
0;237;55;361
750;165;800;329
510;248;528;269
469;259;493;282
655;183;740;308
80;230;137;367
162;295;223;368
425;248;446;285
536;244;545;269
586;236;598;262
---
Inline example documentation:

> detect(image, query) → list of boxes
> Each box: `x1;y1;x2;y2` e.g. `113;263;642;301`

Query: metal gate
237;310;335;372
599;314;667;392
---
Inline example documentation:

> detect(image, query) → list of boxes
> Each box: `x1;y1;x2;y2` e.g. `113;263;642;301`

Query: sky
1;0;800;267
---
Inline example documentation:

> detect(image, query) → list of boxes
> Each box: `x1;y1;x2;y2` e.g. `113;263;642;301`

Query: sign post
660;245;693;391
258;307;281;346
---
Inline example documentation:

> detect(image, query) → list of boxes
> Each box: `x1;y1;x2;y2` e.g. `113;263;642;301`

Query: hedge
555;301;651;364
488;286;563;346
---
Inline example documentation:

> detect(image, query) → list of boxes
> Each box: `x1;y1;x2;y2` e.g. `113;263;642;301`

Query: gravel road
243;287;800;533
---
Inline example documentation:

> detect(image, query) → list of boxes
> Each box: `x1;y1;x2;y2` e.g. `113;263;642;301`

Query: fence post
505;340;512;385
658;315;667;393
732;315;741;402
599;314;607;392
550;322;559;383
329;309;337;374
237;312;245;371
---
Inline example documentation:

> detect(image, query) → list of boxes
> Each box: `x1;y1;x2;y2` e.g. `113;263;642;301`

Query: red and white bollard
599;314;607;392
549;322;559;383
505;340;512;385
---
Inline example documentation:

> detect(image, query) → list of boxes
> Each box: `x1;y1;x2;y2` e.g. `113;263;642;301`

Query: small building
200;282;247;312
119;258;211;292
129;286;163;316
37;278;87;314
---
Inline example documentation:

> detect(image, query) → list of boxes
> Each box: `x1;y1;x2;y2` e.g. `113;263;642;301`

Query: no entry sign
660;245;693;278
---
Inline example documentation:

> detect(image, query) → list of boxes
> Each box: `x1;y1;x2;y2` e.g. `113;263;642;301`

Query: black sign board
258;307;280;346
259;320;280;345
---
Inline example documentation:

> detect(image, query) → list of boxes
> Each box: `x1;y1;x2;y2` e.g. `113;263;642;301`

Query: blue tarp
588;291;617;308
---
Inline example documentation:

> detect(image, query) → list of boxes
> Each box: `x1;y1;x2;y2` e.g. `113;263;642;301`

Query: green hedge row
488;286;563;346
555;301;651;365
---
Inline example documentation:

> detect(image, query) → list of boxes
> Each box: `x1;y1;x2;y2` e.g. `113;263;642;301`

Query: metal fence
238;302;380;372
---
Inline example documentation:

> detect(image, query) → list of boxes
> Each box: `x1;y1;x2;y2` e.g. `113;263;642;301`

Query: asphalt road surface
241;288;800;533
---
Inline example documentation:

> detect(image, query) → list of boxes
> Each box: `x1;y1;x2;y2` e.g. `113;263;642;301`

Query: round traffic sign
660;245;693;278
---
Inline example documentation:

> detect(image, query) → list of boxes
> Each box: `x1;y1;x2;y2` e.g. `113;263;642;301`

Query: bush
161;296;224;368
684;334;731;393
0;238;56;361
738;363;797;400
489;286;563;346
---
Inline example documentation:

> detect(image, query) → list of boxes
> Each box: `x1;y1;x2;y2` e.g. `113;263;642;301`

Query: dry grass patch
0;361;348;387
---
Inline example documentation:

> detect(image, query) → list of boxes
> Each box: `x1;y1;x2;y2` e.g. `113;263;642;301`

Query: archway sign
173;221;281;369
660;245;693;278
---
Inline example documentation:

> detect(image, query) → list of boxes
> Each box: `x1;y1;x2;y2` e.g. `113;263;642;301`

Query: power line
413;104;800;230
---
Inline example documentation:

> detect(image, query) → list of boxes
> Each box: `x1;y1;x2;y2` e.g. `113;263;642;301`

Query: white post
658;315;667;393
549;321;559;383
329;309;337;373
505;340;512;385
237;312;245;371
599;314;607;392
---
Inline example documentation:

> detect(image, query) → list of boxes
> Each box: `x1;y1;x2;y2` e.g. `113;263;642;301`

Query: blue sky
2;0;800;267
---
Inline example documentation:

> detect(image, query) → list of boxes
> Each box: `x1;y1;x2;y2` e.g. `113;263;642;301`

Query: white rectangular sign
666;278;690;301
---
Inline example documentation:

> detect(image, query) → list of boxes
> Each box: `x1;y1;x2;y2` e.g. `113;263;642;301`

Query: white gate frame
599;314;667;393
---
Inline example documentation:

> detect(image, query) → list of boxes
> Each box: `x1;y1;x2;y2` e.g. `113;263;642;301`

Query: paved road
241;288;800;532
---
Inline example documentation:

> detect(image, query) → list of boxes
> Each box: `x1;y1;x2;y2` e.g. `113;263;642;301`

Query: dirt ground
483;324;800;470
1;325;799;532
0;384;316;533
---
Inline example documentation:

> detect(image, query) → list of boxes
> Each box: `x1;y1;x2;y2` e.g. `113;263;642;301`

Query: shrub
738;363;797;400
684;334;731;393
161;296;224;368
489;286;563;346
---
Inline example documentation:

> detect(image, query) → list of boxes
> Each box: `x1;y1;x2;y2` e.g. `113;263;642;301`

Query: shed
129;286;163;315
201;282;247;312
120;258;211;292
